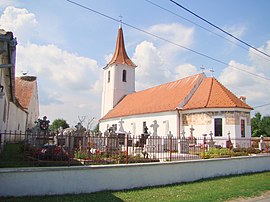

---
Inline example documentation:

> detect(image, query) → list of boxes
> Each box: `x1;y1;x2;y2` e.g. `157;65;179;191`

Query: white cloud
16;43;103;123
174;64;199;80
0;6;103;124
218;60;270;112
0;6;38;43
147;23;194;57
224;24;246;39
133;41;166;90
0;0;18;8
248;40;270;74
132;23;197;90
16;43;101;91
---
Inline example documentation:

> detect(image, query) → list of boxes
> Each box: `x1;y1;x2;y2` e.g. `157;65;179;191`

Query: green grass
0;143;32;168
1;172;270;202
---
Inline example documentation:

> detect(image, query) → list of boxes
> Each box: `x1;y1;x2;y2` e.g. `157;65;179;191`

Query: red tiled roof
15;76;37;110
107;27;136;67
183;77;253;110
101;74;205;120
101;75;252;120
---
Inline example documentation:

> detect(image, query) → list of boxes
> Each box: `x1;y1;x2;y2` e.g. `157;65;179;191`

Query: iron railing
0;130;269;167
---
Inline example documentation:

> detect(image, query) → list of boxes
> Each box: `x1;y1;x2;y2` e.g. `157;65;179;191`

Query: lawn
1;171;270;202
0;143;33;168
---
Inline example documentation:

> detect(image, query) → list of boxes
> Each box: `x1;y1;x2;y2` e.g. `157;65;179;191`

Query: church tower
101;26;136;117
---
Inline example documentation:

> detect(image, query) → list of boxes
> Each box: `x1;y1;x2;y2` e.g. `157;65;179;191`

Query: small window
214;118;223;137
122;70;127;82
108;71;110;83
3;99;6;122
241;119;245;137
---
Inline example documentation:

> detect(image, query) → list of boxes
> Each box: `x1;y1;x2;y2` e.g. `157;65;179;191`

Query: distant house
99;26;253;146
0;29;39;132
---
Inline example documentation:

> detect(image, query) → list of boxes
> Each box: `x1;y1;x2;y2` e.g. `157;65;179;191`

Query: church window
108;71;110;83
122;70;127;82
3;99;6;122
240;119;246;137
214;118;223;137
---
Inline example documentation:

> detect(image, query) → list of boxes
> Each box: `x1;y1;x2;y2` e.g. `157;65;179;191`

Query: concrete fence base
0;155;270;197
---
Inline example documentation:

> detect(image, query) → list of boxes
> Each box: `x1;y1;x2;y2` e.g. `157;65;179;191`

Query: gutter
7;42;14;102
176;107;182;139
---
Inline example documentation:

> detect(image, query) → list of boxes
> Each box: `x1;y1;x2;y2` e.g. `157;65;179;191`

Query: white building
0;29;39;132
99;27;253;146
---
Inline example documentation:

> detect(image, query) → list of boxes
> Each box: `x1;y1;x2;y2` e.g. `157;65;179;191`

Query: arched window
108;71;110;83
122;70;127;82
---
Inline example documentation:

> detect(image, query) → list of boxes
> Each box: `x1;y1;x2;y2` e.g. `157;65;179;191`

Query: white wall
100;111;178;137
0;155;269;197
6;101;27;132
101;64;135;117
26;82;39;129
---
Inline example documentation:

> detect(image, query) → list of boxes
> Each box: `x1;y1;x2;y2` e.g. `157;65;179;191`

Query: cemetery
0;118;269;167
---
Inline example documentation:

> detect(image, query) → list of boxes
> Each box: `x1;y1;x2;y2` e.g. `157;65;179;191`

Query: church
99;26;253;144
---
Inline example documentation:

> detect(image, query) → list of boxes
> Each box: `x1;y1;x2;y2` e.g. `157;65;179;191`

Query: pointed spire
107;27;136;67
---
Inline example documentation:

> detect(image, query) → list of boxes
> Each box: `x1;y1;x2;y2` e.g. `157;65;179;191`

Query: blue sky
1;0;270;127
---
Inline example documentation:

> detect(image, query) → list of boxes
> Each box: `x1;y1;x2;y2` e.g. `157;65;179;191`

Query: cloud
0;6;38;43
223;24;246;39
147;23;194;57
218;60;270;112
0;6;103;123
0;0;18;8
174;64;200;80
132;41;167;90
132;23;197;90
16;43;101;91
248;40;270;74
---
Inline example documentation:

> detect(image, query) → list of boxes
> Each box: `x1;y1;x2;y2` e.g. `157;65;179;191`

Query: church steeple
101;27;136;117
107;27;136;67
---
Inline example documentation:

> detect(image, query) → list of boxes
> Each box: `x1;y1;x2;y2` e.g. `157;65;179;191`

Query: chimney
239;96;246;103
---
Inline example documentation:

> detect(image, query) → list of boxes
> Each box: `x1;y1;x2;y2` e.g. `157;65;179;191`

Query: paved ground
228;191;270;202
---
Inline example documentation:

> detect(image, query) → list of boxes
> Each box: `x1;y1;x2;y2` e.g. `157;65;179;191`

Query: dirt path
228;191;270;202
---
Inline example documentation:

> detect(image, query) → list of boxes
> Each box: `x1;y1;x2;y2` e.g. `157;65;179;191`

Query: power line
254;103;270;109
145;0;270;63
66;0;270;81
169;0;270;59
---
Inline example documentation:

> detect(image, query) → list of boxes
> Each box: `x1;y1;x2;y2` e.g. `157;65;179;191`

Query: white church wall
101;66;114;117
182;108;252;147
26;83;39;129
101;64;135;117
6;101;27;132
100;111;178;137
113;64;135;106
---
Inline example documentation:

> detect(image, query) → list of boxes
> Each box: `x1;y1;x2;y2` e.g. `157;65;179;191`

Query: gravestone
150;120;159;136
178;130;189;154
208;131;215;149
259;135;266;151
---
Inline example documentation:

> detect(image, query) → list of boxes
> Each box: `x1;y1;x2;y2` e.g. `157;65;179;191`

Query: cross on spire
200;65;205;73
119;15;123;28
210;68;214;77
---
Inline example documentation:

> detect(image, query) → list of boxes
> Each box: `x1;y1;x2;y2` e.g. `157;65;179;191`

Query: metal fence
0;130;269;167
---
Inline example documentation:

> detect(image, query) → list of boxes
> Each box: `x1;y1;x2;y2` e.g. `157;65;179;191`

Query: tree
251;112;270;137
93;123;99;133
50;118;70;132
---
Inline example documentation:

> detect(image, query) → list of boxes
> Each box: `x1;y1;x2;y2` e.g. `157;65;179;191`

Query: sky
1;0;270;128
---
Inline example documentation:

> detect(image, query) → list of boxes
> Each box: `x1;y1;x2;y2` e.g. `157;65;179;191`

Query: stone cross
150;120;159;136
117;118;125;134
163;120;169;137
167;131;173;137
259;135;266;151
181;130;186;139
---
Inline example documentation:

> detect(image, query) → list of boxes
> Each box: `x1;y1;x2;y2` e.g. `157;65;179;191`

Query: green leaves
251;112;270;137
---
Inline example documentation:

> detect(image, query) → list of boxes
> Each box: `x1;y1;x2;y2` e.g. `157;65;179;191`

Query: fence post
126;134;129;164
169;135;172;161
